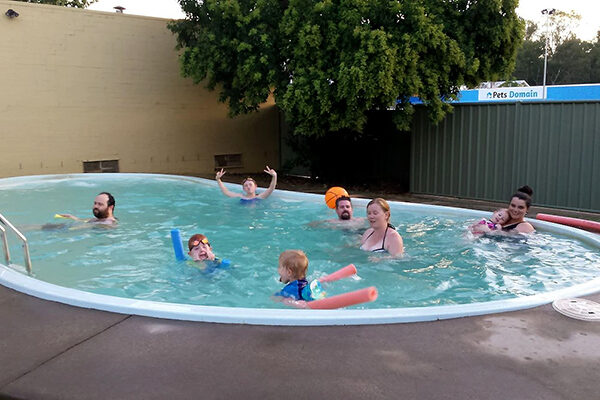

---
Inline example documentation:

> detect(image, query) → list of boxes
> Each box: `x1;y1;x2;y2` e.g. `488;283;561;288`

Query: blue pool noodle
171;229;187;261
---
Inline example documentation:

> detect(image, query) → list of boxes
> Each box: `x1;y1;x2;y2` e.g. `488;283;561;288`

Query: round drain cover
552;298;600;321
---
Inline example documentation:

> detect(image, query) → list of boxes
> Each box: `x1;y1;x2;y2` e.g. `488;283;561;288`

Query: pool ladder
0;213;32;274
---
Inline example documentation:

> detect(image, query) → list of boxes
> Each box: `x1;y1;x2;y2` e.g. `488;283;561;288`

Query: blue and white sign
408;84;600;105
478;87;545;101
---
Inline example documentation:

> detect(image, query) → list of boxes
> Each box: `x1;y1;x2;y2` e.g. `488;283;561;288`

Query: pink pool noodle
307;286;378;309
536;213;600;233
319;264;357;283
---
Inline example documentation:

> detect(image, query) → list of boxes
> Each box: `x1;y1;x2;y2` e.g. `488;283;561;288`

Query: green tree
511;33;544;84
548;38;592;84
546;10;581;51
11;0;96;7
170;0;523;136
511;10;600;85
589;32;600;83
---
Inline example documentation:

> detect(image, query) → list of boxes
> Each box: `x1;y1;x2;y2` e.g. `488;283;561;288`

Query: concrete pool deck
1;184;599;399
1;284;600;400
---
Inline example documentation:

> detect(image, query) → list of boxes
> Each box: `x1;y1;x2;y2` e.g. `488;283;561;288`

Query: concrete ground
1;285;600;400
1;179;599;399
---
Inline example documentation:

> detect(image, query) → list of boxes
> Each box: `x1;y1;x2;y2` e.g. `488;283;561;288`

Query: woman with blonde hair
360;198;404;256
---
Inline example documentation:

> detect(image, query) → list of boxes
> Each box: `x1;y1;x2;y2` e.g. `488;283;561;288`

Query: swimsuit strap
372;225;390;252
502;222;521;231
381;224;389;248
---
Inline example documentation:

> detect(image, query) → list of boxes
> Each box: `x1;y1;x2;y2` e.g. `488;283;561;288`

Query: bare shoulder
388;227;401;236
90;218;118;226
385;229;404;256
387;228;403;242
516;222;535;233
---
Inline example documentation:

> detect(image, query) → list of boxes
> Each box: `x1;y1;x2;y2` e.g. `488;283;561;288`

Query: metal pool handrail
0;213;32;274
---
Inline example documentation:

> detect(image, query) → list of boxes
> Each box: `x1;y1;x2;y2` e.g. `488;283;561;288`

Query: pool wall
1;174;600;326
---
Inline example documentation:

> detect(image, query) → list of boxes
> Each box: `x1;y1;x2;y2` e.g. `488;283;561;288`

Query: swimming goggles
191;238;210;248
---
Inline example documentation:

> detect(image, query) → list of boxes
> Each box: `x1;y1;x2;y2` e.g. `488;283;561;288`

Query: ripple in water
1;175;599;309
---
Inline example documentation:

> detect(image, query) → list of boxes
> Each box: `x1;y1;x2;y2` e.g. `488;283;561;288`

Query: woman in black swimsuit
501;185;535;233
360;198;404;256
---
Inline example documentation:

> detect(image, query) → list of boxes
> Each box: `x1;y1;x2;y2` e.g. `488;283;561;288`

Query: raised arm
215;169;242;198
257;166;277;199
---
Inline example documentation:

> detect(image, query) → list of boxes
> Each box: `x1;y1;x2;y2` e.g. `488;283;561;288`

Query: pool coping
1;173;600;326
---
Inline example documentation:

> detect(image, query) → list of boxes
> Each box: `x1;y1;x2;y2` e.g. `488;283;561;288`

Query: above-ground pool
1;173;599;325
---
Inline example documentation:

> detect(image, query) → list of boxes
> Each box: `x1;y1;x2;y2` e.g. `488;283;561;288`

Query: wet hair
279;250;308;280
188;234;210;251
98;192;115;209
241;177;256;186
511;185;533;209
367;198;391;221
335;196;352;208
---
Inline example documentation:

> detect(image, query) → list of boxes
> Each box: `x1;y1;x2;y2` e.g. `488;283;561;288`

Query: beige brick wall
0;1;279;177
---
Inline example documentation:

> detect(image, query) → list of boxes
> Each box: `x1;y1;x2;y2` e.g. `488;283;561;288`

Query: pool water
1;174;599;309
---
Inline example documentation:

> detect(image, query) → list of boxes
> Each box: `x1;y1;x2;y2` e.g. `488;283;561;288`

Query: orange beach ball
325;187;349;209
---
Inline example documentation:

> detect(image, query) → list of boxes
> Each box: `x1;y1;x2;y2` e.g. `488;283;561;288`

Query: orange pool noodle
325;187;349;209
536;213;600;233
319;264;357;283
307;287;378;309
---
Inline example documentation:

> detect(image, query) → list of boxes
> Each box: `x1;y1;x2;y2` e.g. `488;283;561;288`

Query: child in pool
187;234;216;261
187;233;231;271
469;208;509;234
274;250;321;305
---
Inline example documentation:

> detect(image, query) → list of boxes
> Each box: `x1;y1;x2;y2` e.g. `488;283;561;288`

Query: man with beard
58;192;117;225
307;195;366;230
335;196;353;220
332;196;368;228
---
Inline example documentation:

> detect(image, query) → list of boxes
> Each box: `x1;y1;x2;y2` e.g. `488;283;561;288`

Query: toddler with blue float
274;249;378;309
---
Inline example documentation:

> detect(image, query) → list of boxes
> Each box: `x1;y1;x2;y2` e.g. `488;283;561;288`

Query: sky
87;0;600;41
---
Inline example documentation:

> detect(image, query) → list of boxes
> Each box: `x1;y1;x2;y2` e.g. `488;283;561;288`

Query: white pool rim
1;173;600;326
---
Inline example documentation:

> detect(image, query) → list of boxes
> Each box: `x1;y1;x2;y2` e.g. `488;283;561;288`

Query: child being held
274;250;322;304
470;208;509;234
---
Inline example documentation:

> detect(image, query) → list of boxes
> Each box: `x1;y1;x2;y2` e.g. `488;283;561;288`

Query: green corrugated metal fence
411;102;600;212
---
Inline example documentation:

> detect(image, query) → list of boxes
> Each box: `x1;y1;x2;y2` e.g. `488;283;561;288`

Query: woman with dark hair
501;185;535;233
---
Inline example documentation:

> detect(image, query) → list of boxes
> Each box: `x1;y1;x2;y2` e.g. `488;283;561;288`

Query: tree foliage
11;0;97;7
170;0;523;136
511;13;600;85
